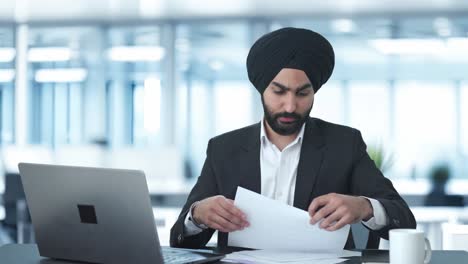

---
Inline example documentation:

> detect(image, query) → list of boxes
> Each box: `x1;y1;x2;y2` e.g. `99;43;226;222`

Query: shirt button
178;234;183;243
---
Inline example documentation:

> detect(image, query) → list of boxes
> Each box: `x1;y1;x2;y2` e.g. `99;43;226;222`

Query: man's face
262;68;314;136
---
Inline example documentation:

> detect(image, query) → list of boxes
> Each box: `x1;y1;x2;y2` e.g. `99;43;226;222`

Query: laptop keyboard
161;248;206;264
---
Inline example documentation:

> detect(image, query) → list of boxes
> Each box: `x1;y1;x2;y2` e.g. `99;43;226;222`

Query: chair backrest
2;145;54;205
1;145;53;233
425;193;465;207
442;223;468;250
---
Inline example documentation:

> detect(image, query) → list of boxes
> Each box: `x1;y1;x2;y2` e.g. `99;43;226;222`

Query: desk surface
410;206;468;223
1;244;468;264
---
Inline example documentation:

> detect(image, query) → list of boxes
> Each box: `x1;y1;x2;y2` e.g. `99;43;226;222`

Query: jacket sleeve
350;130;416;240
170;139;219;248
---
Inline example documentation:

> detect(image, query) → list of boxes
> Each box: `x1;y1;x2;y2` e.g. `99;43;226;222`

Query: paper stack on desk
224;249;361;264
228;187;350;251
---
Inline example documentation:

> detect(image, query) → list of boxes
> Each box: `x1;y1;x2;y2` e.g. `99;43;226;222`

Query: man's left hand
308;193;373;231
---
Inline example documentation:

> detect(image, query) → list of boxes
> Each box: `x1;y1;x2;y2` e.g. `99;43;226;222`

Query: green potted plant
367;144;394;173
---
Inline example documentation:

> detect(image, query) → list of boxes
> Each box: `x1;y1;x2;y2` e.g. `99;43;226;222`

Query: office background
1;0;468;249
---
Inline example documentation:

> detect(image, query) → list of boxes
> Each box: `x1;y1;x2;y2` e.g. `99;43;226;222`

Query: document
228;187;350;252
224;249;361;263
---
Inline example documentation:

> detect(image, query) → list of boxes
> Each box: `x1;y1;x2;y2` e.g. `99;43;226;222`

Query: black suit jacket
170;118;416;249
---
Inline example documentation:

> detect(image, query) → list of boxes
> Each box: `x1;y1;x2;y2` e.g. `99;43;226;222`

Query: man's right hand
192;195;250;233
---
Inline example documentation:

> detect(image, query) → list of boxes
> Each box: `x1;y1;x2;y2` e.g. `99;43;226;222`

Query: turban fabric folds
247;27;335;94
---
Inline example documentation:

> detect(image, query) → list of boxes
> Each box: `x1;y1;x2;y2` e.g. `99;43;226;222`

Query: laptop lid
18;163;211;264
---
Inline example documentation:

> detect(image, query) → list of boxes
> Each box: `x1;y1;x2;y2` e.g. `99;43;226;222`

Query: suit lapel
237;122;261;196
224;123;261;248
293;118;327;210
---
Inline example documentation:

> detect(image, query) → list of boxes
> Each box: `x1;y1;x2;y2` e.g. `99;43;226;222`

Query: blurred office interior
1;0;468;250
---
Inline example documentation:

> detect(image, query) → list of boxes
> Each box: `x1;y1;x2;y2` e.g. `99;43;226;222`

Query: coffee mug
390;229;432;264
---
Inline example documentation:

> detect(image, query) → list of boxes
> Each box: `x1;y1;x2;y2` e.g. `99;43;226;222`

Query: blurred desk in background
147;178;192;207
410;206;468;250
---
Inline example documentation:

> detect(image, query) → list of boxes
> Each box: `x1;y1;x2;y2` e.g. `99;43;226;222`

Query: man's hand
192;195;250;233
308;193;373;231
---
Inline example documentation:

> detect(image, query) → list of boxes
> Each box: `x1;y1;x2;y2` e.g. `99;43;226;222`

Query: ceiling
1;0;468;81
1;0;468;23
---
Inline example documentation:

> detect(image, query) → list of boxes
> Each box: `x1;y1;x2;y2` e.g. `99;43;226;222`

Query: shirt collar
260;118;306;148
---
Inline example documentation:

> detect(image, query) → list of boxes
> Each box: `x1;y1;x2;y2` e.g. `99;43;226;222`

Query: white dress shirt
184;120;388;235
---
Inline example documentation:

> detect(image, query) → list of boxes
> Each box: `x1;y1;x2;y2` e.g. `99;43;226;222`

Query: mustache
273;112;302;120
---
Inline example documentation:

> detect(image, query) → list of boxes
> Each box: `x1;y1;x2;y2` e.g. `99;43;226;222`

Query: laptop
18;162;225;264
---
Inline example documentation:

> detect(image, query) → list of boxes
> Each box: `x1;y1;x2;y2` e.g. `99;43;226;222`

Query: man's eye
274;90;285;94
298;92;309;96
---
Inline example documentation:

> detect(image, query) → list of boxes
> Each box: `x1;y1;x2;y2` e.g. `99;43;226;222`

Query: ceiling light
108;46;165;62
369;38;446;55
35;68;87;83
0;69;15;83
28;47;72;62
331;19;356;33
209;60;224;71
0;48;16;62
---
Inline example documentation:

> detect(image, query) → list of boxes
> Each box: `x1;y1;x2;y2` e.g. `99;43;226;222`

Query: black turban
246;27;335;94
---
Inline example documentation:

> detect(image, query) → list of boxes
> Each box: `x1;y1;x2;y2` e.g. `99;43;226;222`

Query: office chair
3;171;33;243
424;193;465;207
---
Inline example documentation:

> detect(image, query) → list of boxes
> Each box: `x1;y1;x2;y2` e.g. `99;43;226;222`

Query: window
310;81;345;125
349;81;391;146
214;81;253;135
393;81;456;178
132;77;162;146
28;26;98;146
280;16;468;180
107;26;164;146
175;22;251;177
461;82;468;156
0;27;15;144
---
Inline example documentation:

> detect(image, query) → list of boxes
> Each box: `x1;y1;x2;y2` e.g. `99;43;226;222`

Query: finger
311;203;336;225
221;199;249;226
222;199;247;219
209;222;230;233
210;214;242;232
326;214;353;232
319;207;345;229
215;204;246;228
308;194;331;216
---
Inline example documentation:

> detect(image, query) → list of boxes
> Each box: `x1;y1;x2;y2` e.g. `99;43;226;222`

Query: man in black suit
170;27;416;249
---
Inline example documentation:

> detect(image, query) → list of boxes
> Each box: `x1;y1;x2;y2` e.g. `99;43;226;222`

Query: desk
410;206;468;249
1;244;467;264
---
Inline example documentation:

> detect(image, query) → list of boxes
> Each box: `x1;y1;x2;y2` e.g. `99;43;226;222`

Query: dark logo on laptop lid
77;204;98;224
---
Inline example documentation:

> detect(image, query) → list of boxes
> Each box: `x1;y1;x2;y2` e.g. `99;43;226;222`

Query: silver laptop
18;162;224;264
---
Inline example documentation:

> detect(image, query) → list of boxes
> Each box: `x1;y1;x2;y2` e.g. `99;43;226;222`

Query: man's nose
283;93;297;113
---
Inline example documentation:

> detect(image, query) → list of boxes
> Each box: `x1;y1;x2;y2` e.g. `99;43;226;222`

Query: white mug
390;229;432;264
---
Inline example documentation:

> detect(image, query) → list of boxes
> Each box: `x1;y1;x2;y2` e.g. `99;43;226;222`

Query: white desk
411;206;468;250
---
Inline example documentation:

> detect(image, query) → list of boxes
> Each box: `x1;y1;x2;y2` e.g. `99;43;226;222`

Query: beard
262;97;312;136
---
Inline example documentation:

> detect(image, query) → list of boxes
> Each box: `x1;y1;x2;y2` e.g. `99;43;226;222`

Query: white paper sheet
228;187;350;251
231;249;361;261
224;249;360;263
223;257;346;264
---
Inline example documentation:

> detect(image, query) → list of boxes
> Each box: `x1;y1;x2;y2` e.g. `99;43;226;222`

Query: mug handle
424;238;432;264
